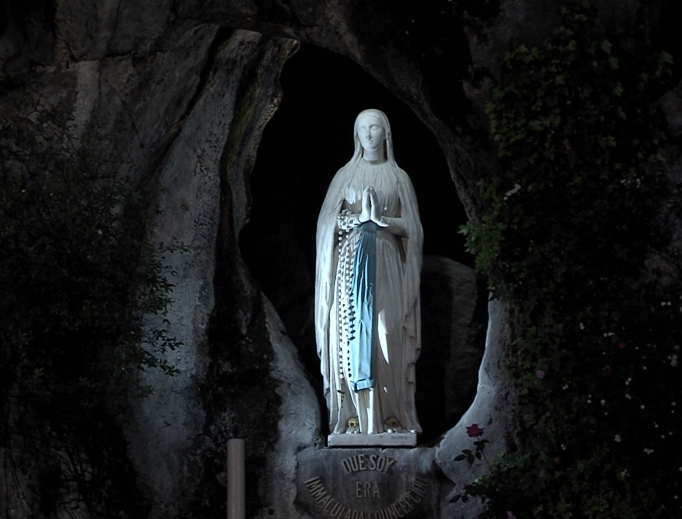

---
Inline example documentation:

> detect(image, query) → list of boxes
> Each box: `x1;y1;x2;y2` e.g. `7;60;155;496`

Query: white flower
640;405;645;410
601;400;606;406
671;355;678;367
614;435;621;442
504;184;522;199
643;448;654;455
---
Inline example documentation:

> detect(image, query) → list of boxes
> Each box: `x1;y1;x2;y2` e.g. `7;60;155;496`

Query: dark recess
241;42;472;442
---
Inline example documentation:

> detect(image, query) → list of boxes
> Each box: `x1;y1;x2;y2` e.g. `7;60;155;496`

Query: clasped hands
358;186;388;228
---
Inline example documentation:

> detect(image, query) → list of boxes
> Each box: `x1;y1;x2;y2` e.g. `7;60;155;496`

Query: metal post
227;438;245;519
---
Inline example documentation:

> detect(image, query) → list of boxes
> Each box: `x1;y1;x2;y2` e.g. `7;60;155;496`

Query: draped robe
315;158;423;435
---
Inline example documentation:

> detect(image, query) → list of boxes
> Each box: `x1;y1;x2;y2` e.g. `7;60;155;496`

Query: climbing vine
459;2;682;517
0;96;181;517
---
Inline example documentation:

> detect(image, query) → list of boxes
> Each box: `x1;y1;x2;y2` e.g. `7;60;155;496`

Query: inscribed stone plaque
296;447;437;519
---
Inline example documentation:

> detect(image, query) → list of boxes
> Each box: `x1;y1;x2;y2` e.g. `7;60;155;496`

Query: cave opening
240;42;481;443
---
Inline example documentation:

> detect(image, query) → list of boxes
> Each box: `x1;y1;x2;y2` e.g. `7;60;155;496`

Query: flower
506;512;517;519
503;184;521;200
466;424;484;438
535;370;545;379
614;435;621;442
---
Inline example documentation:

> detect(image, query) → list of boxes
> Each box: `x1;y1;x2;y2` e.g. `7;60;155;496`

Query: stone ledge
327;433;417;447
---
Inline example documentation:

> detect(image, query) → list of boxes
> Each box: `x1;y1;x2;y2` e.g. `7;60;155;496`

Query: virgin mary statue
315;109;423;441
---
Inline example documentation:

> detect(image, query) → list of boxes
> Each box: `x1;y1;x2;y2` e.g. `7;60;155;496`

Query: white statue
315;109;423;442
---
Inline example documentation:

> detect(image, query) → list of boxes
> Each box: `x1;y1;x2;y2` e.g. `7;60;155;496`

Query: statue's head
352;109;394;163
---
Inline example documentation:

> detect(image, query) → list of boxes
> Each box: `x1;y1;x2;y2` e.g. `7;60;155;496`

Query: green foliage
0;96;181;517
459;2;682;517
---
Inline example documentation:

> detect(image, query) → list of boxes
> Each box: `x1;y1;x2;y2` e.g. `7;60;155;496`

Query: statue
315;109;423;445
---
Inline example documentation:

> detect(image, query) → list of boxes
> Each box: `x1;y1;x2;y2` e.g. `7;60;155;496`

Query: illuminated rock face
4;0;678;518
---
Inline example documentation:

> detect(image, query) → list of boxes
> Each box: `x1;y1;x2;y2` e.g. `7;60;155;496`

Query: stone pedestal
296;447;437;519
327;433;416;448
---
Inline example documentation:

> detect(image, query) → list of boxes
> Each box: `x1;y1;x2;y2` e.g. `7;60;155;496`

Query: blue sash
348;222;377;392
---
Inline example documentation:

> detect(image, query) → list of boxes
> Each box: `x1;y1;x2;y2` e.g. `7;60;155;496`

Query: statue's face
356;115;386;155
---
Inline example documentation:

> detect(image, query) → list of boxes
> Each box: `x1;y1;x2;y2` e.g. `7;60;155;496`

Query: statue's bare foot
346;417;359;434
384;417;402;433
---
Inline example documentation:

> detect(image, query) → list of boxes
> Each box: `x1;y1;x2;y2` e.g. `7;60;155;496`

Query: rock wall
2;3;311;515
125;31;300;517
